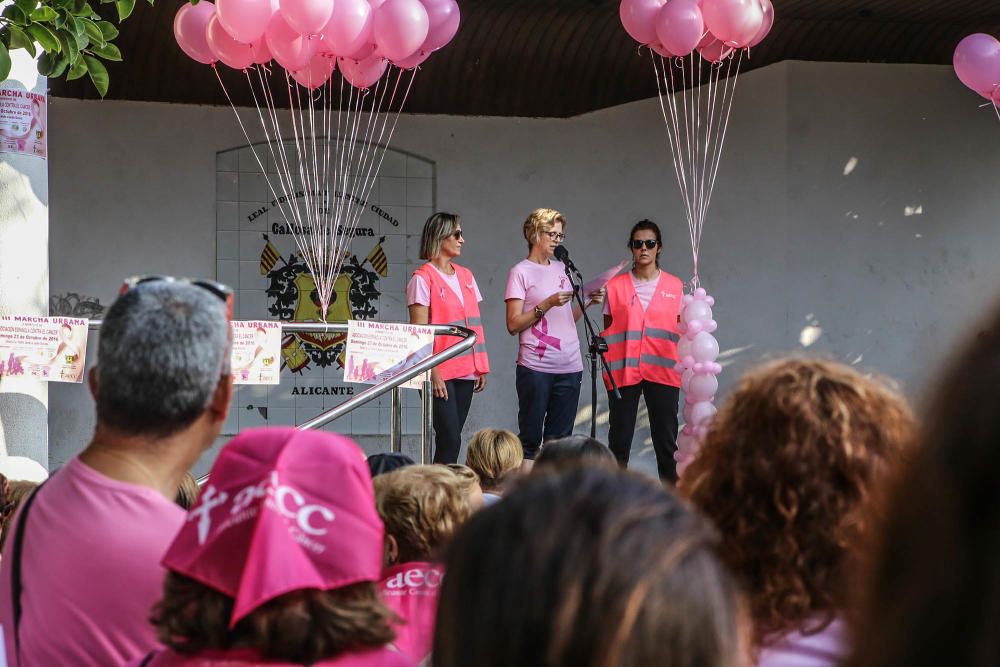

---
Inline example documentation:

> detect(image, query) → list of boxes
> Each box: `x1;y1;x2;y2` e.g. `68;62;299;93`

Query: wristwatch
534;305;545;319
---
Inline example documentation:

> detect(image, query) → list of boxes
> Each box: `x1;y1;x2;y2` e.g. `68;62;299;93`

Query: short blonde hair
420;212;461;260
465;429;523;492
522;208;565;250
374;465;473;562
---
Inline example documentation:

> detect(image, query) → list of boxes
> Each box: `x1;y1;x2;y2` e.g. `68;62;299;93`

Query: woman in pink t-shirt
407;212;489;464
504;208;604;463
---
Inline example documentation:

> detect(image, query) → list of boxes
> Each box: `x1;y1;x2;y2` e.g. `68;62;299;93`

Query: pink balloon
690;331;719;363
746;0;773;48
253;36;273;63
217;0;274;43
320;0;373;57
680;368;695;393
292;52;336;88
676;432;699;454
702;0;762;46
698;35;733;62
683;300;712;324
206;15;255;70
174;2;217;65
348;41;379;60
685;319;704;337
373;0;429;61
619;0;665;45
677;336;693;360
339;53;388;88
705;295;715;306
655;0;704;57
279;0;333;36
266;12;319;71
954;33;1000;98
682;293;694;305
693;287;707;297
689;400;717;426
393;48;430;69
421;0;460;51
688;373;718;402
369;0;387;8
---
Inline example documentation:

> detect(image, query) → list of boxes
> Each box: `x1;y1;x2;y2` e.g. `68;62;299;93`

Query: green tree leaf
0;43;11;82
83;54;107;95
66;54;88;80
71;0;94;16
29;5;58;21
8;25;37;58
90;41;120;60
26;24;62;53
50;53;69;77
2;5;29;26
36;51;56;75
97;20;118;40
80;18;105;46
57;30;79;64
63;13;81;35
14;0;37;15
114;0;134;21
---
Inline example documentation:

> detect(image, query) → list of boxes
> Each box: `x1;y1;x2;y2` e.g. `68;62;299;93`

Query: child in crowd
130;428;412;667
680;357;914;667
434;466;746;667
374;465;474;664
464;428;523;504
533;435;616;472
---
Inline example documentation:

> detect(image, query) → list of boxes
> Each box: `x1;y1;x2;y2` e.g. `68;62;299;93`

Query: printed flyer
0;316;88;383
0;84;46;158
345;321;434;389
231;321;282;385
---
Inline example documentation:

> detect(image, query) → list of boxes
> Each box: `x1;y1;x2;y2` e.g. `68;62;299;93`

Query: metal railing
87;320;476;463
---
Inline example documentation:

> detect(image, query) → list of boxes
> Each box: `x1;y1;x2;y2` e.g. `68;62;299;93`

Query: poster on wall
231;321;282;385
345;320;433;389
0;316;88;383
0;83;46;158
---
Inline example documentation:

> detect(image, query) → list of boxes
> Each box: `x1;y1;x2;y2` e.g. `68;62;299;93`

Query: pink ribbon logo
530;317;562;359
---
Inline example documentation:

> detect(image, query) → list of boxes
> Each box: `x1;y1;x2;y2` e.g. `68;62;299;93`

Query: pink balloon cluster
174;0;460;89
673;287;722;477
953;33;1000;107
619;0;773;61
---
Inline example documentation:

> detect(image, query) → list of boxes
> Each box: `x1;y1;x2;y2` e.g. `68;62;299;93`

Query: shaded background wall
46;61;1000;475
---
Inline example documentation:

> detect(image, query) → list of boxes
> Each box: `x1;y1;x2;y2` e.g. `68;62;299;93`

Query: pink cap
162;428;384;626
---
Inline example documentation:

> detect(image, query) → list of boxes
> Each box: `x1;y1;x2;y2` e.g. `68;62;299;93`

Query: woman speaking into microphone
504;208;604;464
408;212;489;464
602;220;684;482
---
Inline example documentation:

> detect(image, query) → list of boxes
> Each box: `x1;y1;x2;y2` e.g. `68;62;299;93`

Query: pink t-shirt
378;562;443;664
407;265;485;381
0;457;185;667
505;259;583;374
603;271;660;315
126;646;414;667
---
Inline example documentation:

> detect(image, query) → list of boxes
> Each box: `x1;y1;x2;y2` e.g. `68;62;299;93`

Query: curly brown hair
679;357;914;646
151;573;396;664
374;465;473;563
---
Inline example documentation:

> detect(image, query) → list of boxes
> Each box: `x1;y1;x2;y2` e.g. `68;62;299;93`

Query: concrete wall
46;60;1000;475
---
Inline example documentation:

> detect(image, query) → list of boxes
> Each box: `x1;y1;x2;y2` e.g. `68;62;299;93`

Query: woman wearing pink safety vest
602;220;683;482
408;212;490;464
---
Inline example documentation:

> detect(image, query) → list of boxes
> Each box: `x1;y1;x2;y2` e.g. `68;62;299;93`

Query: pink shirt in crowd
603;271;660;315
406;265;485;382
125;647;414;667
0;457;185;667
378;562;444;664
505;259;583;374
756;617;847;667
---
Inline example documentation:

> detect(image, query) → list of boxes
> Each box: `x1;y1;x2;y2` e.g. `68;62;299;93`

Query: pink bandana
162;428;384;626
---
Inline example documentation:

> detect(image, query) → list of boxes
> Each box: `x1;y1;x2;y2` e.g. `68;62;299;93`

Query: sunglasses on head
120;275;235;321
630;239;658;250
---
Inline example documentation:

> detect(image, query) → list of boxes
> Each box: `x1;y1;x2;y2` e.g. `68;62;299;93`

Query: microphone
553;245;580;276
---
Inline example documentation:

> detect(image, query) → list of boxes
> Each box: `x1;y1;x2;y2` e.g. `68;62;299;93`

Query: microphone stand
561;259;621;439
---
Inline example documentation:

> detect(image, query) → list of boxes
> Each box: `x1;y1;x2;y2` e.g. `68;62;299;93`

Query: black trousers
432;379;475;464
607;380;680;483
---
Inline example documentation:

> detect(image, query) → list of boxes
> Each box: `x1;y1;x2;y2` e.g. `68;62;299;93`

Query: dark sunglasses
450;230;464;239
630;239;658;250
120;275;234;320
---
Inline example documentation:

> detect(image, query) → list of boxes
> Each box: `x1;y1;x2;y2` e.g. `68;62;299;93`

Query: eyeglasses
544;231;566;242
120;275;234;321
630;239;658;250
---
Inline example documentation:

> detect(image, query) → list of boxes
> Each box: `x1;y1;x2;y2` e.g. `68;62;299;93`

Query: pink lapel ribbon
530;317;562;359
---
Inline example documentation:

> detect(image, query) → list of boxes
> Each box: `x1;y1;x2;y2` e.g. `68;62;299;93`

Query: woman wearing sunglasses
407;212;490;464
505;208;605;467
602;220;684;482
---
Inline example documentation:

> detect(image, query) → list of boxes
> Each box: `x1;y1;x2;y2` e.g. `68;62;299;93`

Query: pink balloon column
673;287;722;477
619;0;774;59
953;33;1000;110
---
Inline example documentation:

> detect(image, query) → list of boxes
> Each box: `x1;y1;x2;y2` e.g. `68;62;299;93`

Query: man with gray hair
0;279;233;667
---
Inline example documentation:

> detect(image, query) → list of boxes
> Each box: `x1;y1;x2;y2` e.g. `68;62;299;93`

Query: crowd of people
0;251;997;667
